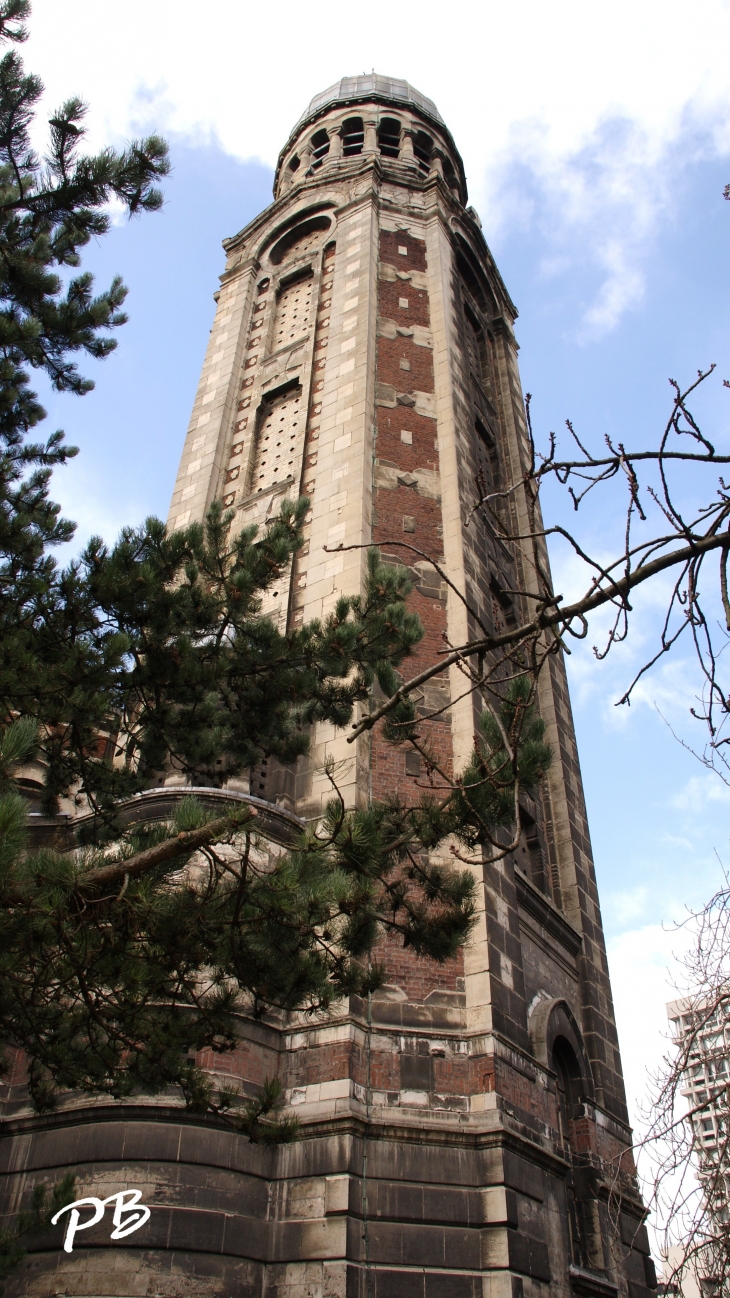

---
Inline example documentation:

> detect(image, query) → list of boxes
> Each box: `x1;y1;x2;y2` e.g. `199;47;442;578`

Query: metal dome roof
294;75;444;131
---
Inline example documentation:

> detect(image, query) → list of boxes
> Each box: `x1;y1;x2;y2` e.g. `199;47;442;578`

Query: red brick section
197;1036;279;1089
380;229;427;273
371;228;463;1001
379;278;430;328
192;235;477;1108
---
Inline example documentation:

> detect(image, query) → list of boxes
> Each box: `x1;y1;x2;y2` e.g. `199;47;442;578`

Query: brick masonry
0;77;651;1298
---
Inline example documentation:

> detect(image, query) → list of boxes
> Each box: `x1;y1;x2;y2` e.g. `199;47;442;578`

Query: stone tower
1;76;655;1298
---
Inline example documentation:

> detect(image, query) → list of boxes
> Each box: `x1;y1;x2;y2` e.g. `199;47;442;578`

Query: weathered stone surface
0;75;647;1298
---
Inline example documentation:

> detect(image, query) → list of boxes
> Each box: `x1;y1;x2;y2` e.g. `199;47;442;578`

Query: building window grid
673;1010;730;1161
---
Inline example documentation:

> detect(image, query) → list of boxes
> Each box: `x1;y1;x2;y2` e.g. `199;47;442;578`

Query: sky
19;0;730;1183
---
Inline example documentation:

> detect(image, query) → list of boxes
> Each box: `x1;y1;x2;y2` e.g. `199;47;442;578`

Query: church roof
294;75;444;131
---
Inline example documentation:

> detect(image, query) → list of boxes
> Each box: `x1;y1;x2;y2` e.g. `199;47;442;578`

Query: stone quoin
0;74;655;1298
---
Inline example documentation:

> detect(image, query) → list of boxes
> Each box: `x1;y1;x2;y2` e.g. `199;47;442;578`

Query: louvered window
342;117;364;156
311;129;330;169
378;117;401;158
413;131;433;174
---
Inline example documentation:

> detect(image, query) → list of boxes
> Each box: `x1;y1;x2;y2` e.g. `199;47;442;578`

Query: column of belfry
1;77;657;1298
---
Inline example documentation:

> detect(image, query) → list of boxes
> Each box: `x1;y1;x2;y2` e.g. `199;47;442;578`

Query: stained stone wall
0;76;653;1298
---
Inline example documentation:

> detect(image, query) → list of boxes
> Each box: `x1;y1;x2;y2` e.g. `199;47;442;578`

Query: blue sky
21;0;730;1140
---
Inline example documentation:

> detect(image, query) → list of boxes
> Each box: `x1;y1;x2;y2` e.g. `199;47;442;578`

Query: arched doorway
531;999;607;1274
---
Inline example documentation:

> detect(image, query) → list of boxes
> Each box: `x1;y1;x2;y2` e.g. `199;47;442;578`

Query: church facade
1;76;655;1298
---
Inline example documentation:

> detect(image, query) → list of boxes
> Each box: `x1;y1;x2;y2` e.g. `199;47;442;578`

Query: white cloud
608;920;693;1125
673;772;728;809
605;886;651;927
21;0;730;335
581;240;646;340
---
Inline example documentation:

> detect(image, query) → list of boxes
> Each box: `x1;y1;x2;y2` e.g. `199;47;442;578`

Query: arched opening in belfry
413;130;433;174
310;129;330;169
378;117;401;158
342;117;364;156
443;153;458;191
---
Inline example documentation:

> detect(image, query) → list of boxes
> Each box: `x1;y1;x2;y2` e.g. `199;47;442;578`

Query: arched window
413;131;433;174
342;117;364;156
287;155;300;175
310;129;330;170
531;1001;604;1275
553;1034;607;1274
464;300;495;401
553;1037;594;1269
269;215;332;265
378;117;401;158
553;1036;585;1140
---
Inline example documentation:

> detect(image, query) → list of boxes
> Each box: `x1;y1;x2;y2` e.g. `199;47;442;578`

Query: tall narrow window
464;302;492;391
378;117;401;158
475;418;502;495
413;131;433;174
250;386;304;495
489;577;516;633
273;273;314;349
514;807;548;894
342;117;364;156
310;129;330;169
553;1038;605;1272
465;305;481;380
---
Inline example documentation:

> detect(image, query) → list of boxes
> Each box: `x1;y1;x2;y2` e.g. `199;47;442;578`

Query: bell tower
3;76;655;1298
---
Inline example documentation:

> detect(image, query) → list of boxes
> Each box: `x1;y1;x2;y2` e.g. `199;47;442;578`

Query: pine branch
77;807;257;894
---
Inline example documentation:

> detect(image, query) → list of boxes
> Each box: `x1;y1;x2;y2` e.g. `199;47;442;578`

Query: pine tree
0;0;552;1137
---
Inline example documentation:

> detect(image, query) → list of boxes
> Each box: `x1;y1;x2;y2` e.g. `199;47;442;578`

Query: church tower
2;77;655;1298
